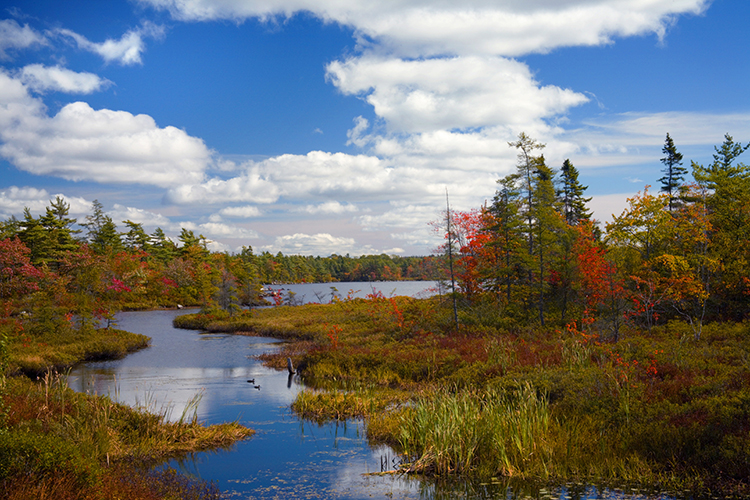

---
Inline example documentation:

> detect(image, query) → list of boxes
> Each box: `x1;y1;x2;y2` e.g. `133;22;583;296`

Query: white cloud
328;56;587;133
261;232;360;256
588;192;637;225
296;201;359;215
0;19;47;60
109;204;173;228
165;167;279;204
346;116;371;147
166;151;394;205
219;205;263;218
0;71;212;188
181;220;260;239
18;64;112;94
0;186;91;220
576;112;750;148
55;22;165;65
557;111;750;171
138;0;708;57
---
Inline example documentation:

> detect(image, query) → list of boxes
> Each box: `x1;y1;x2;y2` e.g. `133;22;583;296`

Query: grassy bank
175;297;750;497
0;321;254;500
8;327;150;376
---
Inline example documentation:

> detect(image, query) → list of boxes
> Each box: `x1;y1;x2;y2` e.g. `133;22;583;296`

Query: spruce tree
488;173;524;304
82;200;122;254
530;156;562;327
558;159;592;225
658;133;687;212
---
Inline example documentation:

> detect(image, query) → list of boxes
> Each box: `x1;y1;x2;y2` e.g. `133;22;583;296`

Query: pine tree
692;134;750;318
19;197;80;268
558;159;592;225
82;200;122;254
509;132;545;259
530;156;563;327
123;220;152;251
150;227;178;263
658;133;687;212
487;173;524;304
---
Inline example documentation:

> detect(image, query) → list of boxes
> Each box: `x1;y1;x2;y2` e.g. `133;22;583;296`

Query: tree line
442;132;749;339
0;202;440;334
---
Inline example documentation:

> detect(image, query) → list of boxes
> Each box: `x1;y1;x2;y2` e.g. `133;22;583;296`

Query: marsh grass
398;384;553;478
292;386;408;422
177;299;750;495
0;330;252;500
8;327;149;376
0;375;252;498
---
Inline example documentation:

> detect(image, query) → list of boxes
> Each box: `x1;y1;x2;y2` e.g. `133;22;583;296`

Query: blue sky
1;0;748;256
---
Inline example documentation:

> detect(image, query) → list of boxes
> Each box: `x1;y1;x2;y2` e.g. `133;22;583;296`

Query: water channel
67;282;678;499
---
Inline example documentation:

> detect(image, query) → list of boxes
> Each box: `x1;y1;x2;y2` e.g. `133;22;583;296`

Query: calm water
262;280;442;304
67;282;677;500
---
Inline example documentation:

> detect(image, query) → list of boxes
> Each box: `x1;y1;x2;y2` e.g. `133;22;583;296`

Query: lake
67;282;677;499
260;280;443;305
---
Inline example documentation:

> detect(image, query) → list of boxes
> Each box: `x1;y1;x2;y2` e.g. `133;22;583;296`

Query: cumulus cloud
0;71;212;187
18;64;112;94
262;232;359;256
109;204;173;228
181;220;259;239
0;19;47;60
0;186;91;219
328;56;587;134
165;151;395;205
138;0;708;57
55;21;165;65
165;167;279;204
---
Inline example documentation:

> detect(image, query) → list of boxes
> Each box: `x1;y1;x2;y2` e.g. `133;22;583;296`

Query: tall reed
398;383;552;478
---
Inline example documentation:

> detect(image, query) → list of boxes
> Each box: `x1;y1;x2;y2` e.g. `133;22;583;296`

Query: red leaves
0;237;43;301
106;278;132;293
324;323;341;349
572;222;627;327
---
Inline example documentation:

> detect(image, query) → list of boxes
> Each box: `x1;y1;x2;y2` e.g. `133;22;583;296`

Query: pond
67;282;677;499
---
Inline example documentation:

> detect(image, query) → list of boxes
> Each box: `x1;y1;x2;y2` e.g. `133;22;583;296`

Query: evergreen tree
530;156;563;327
558;159;592;225
692;133;750;318
82;200;122;254
122;220;152;251
508;132;546;297
19;197;80;268
487;173;525;305
150;227;178;263
658;133;687;211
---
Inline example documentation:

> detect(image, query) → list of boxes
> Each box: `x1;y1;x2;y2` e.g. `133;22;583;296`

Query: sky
1;0;749;256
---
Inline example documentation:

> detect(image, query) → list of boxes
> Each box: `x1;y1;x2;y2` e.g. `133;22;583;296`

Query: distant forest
0;195;440;325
